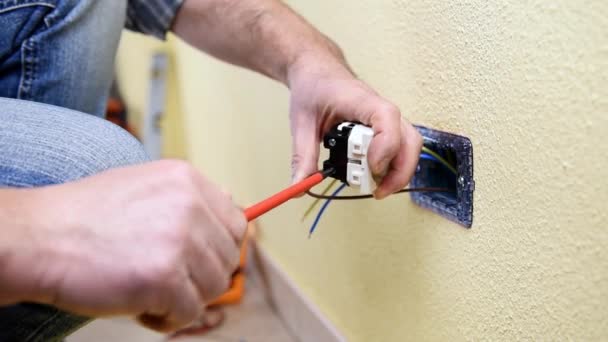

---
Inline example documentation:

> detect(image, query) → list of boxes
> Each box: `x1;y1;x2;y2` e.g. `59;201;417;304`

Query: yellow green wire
301;178;338;221
421;146;458;175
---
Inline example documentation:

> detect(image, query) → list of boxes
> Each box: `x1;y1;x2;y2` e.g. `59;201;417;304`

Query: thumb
137;279;202;333
290;112;320;184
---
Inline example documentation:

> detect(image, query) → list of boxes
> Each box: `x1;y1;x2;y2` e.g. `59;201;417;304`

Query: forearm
172;0;352;85
0;189;53;305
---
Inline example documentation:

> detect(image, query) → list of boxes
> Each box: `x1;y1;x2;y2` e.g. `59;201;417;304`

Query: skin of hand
0;160;246;332
287;54;423;199
172;0;423;199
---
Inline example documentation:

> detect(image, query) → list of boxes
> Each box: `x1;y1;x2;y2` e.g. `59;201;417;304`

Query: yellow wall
119;1;608;340
115;32;188;159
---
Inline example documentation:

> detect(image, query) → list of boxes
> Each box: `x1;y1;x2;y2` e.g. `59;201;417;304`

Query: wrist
286;48;355;89
0;188;68;304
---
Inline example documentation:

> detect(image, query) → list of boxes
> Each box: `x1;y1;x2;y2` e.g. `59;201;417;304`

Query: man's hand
1;160;246;332
287;54;422;199
172;0;422;198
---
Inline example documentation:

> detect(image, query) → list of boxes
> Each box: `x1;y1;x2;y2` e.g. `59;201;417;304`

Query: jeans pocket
0;0;57;98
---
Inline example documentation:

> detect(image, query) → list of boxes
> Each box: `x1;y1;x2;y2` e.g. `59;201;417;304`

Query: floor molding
251;242;347;342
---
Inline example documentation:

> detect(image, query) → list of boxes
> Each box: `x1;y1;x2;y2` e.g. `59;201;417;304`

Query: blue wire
419;152;439;163
307;152;446;238
420;152;457;175
308;183;348;238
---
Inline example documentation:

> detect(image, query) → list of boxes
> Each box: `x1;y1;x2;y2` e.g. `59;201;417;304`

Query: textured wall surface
165;1;608;340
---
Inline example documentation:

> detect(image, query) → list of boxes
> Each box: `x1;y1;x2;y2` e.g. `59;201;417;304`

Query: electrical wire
306;185;451;237
304;147;456;236
301;178;338;222
419;152;439;163
306;186;452;200
420;152;459;175
307;185;451;237
301;148;454;221
308;183;348;238
421;146;458;175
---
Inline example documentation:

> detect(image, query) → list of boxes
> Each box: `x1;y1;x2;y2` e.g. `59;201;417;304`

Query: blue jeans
0;0;126;116
0;0;148;340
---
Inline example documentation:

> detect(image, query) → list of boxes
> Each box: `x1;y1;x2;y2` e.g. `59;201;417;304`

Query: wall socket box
410;126;474;228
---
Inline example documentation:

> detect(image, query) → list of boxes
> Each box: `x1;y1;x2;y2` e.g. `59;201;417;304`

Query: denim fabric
0;0;127;117
0;98;150;341
0;303;89;342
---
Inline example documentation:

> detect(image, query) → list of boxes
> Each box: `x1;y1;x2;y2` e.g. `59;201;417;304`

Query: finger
190;175;247;247
374;120;422;199
187;209;237;302
290;110;321;184
206;191;247;247
366;103;402;177
188;244;233;304
137;276;202;333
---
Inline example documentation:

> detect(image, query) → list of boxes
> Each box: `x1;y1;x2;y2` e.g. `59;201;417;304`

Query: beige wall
118;1;608;340
115;32;188;159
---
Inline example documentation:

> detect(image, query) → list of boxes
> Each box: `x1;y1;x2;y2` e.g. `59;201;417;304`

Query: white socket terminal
338;122;376;194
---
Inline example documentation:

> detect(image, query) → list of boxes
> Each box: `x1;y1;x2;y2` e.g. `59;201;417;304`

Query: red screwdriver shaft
244;172;325;222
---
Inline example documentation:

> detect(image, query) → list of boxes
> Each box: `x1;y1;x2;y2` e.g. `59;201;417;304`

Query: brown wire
306;187;453;200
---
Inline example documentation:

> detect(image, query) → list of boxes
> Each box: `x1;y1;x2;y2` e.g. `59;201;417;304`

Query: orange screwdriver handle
244;172;325;221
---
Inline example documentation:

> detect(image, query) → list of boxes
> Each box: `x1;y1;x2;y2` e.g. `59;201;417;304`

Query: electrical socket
410;126;474;228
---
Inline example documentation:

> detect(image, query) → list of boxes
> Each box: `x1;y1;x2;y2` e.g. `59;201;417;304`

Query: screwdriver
244;169;334;221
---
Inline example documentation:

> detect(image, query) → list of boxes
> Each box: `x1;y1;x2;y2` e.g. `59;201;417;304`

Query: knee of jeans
0;98;150;186
67;117;150;179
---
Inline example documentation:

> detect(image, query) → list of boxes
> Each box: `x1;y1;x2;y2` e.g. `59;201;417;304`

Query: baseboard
250;242;347;342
